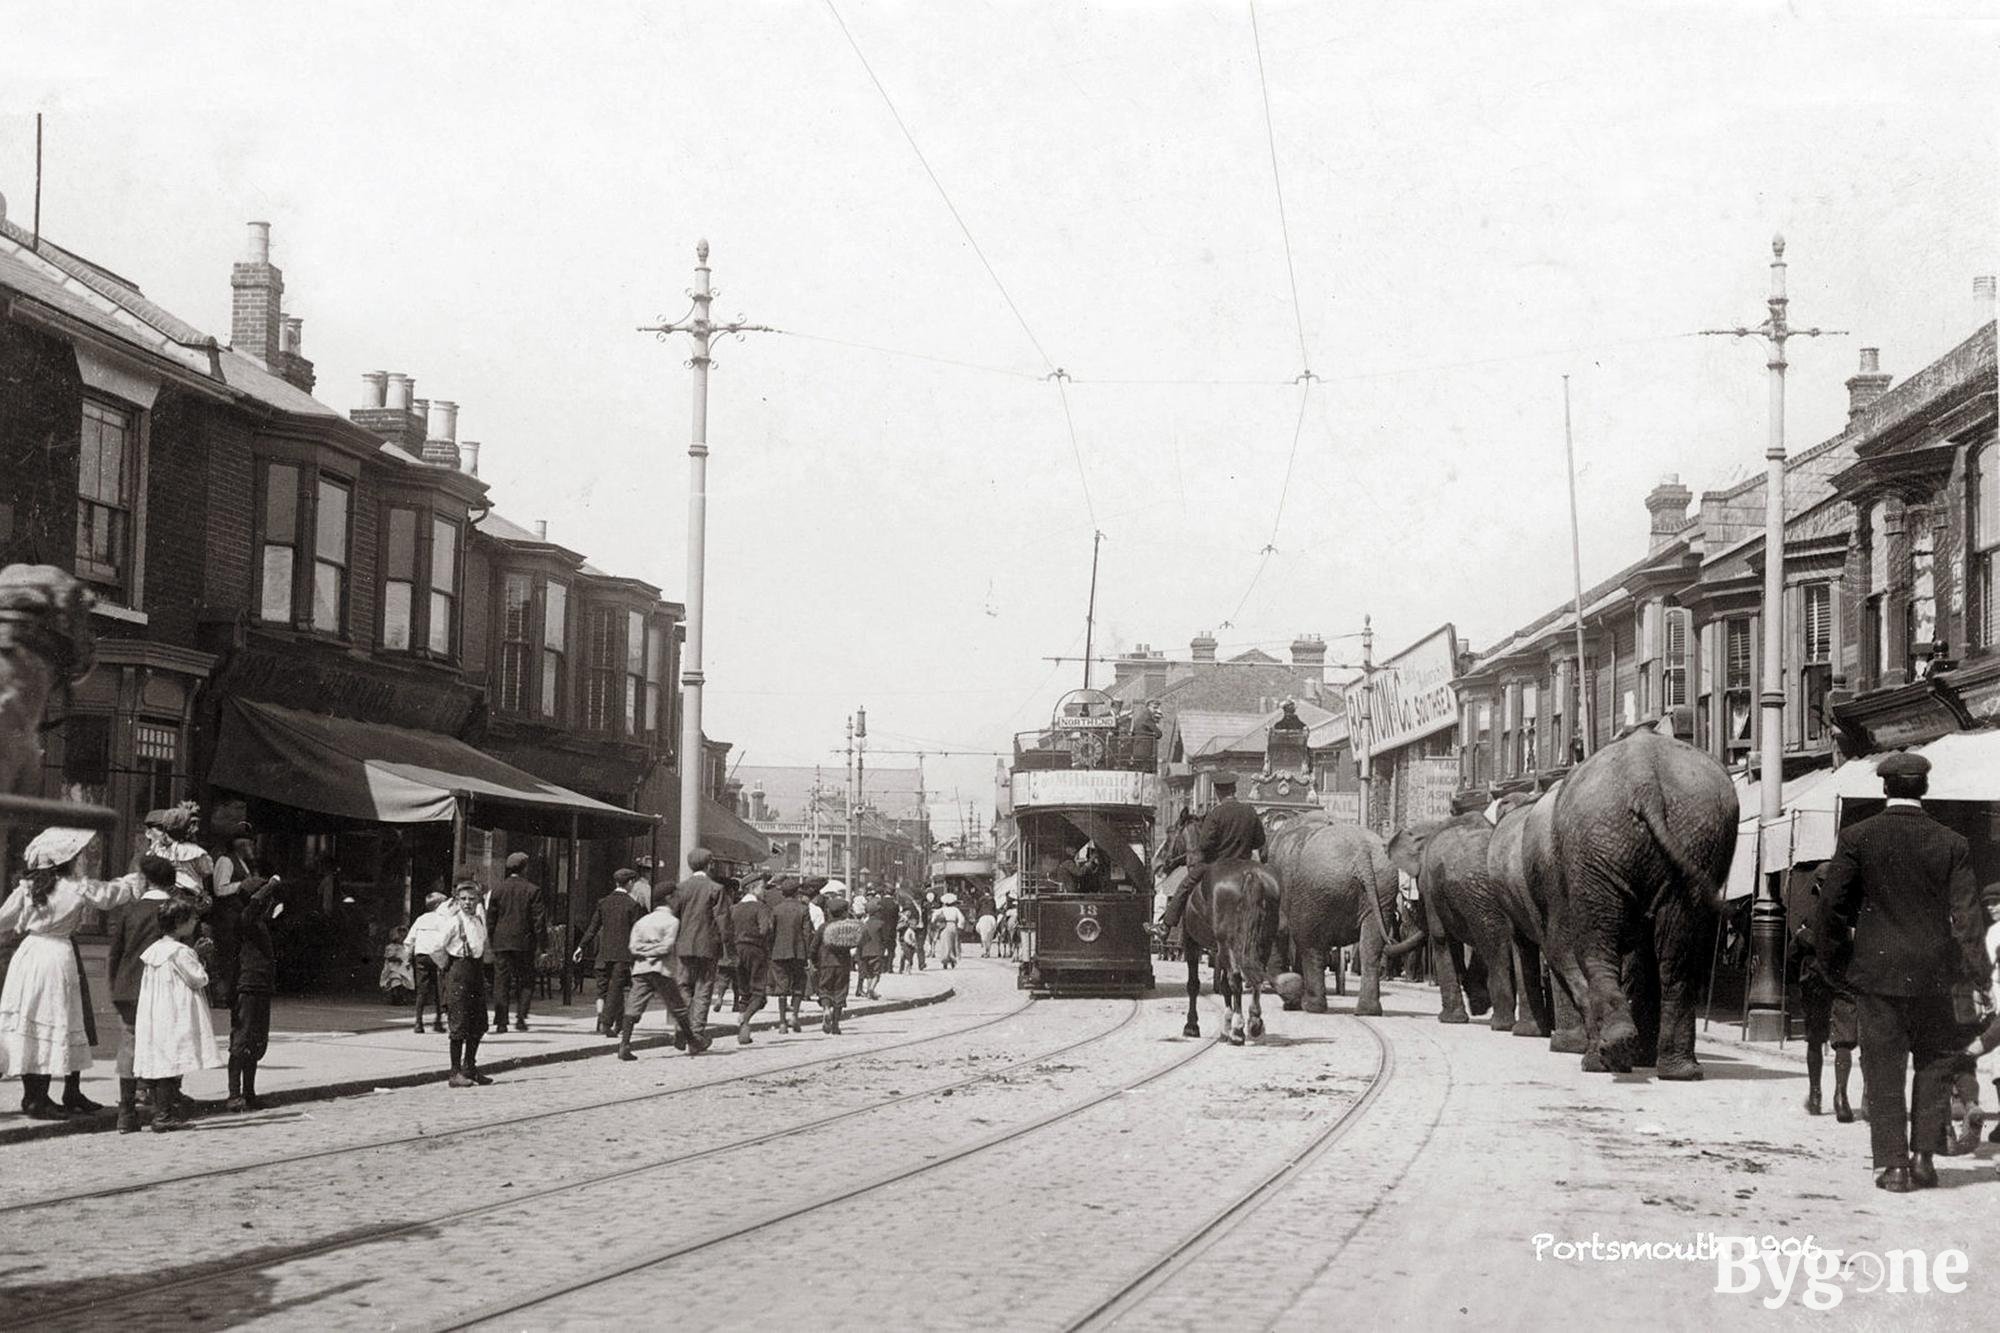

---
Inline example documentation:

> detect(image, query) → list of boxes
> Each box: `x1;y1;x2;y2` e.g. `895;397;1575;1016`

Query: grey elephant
1385;814;1518;1027
1264;815;1402;1016
1486;789;1593;1051
1549;729;1736;1079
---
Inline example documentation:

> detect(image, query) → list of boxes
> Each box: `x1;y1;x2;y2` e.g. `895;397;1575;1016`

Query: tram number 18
1077;903;1097;917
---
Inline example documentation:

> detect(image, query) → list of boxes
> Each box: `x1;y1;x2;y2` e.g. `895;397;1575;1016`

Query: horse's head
0;564;97;681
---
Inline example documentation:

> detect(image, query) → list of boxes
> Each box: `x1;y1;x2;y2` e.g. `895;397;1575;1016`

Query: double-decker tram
1009;688;1157;996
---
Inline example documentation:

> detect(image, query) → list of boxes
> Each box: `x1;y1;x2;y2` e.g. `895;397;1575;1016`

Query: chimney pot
460;441;481;477
1191;630;1218;664
246;221;271;263
426;400;459;444
362;371;388;408
280;316;303;356
534;519;549;541
1644;476;1695;551
386;374;413;411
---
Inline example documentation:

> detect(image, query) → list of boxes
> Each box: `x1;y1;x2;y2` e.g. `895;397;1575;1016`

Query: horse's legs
1183;949;1201;1038
1245;956;1266;1041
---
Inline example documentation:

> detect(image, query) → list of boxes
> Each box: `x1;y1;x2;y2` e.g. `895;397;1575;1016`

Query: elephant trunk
1383;927;1427;958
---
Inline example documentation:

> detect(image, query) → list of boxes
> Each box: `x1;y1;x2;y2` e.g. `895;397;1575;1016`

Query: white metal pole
1563;376;1592;759
1759;237;1789;838
676;241;714;880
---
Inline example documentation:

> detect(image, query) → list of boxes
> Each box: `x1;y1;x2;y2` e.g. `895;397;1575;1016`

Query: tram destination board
1011;768;1160;810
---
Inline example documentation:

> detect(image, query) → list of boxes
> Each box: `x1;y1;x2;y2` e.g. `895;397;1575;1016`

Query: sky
2;1;1996;828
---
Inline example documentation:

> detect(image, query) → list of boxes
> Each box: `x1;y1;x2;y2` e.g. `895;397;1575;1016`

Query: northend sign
1344;624;1461;766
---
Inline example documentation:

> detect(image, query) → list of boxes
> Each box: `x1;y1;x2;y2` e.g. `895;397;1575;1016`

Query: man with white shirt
403;891;451;1035
621;896;705;1059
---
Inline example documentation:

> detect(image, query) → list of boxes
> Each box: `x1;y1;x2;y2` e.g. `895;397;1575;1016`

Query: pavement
0;964;957;1144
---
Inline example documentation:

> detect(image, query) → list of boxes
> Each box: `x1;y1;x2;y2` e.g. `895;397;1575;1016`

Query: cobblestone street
1;960;1991;1330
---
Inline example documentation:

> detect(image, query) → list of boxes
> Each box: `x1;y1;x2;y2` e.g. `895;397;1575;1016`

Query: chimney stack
534;519;549;541
275;314;315;393
1290;633;1327;670
1644;474;1694;551
1976;276;1997;322
1191;630;1218;664
460;441;481;477
422;401;461;469
230;220;284;368
351;371;429;454
750;783;768;822
1845;348;1892;421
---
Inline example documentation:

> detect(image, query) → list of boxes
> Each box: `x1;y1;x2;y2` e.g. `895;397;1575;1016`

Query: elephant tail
1632;784;1727;912
1383;926;1427;958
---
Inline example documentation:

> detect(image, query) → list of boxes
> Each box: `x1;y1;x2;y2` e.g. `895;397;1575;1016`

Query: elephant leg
1483;936;1517;1032
1183;951;1201;1038
1622;933;1661;1068
1652;899;1709;1082
1356;897;1386;1018
1435;925;1471;1024
1299;944;1330;1014
1511;938;1551;1038
1579;951;1634;1072
1461;940;1493;1017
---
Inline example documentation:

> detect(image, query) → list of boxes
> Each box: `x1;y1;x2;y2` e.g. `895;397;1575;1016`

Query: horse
1171;860;1283;1045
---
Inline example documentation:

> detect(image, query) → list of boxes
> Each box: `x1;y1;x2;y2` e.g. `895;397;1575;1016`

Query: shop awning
1725;758;1882;899
210;699;655;838
695;794;772;866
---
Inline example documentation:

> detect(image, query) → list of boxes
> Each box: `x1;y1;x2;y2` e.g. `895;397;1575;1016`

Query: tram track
0;991;1040;1218
1065;1014;1395;1330
427;999;1228;1332
2;998;1144;1332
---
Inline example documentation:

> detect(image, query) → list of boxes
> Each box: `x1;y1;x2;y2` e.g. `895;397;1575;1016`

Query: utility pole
1703;235;1844;1042
1563;376;1592;760
844;716;857;883
641;240;771;878
1357;614;1375;833
855;704;867;885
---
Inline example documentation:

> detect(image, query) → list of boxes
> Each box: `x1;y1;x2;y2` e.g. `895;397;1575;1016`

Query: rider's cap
1211;771;1239;788
1878;751;1931;780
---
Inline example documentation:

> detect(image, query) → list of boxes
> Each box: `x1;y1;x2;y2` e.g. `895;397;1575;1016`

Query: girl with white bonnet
0;825;143;1119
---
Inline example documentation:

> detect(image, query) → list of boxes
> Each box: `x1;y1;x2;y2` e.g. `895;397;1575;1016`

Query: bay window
1977;445;2000;650
382;508;418;650
312;476;349;635
542;582;567;718
75;400;138;601
379;506;461;659
429;516;458;656
1801;582;1832;743
645;618;666;744
584;606;619;732
498;574;533;712
624;610;646;737
1723;618;1753;755
258;461;354;636
258;462;300;624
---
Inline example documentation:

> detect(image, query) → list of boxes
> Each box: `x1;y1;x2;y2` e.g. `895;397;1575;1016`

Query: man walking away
621;895;704;1058
404;892;450;1034
1815;752;1992;1192
575;870;643;1036
769;878;813;1033
488;853;547;1033
1158;772;1264;935
1790;865;1859;1122
672;848;732;1047
225;868;281;1112
729;879;775;1044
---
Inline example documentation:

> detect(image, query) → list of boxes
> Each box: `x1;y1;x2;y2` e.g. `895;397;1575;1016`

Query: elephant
1263;815;1403;1016
1486;789;1594;1052
1385;813;1523;1028
1548;729;1736;1079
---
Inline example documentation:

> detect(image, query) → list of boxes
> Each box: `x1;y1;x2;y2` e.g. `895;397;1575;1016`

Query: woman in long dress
931;894;965;970
0;826;142;1118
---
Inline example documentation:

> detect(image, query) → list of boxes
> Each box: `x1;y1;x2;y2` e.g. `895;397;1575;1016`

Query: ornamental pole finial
1771;232;1785;259
696;238;710;263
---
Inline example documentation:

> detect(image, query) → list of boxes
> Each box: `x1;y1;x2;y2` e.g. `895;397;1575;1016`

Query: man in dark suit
575;870;644;1036
672;847;733;1046
769;877;815;1033
1158;771;1265;934
488;853;548;1032
1815;751;1993;1193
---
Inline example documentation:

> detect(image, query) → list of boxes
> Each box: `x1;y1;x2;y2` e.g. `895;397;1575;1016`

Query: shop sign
1404;756;1462;826
1012;769;1159;809
1345;625;1461;765
1321;791;1363;825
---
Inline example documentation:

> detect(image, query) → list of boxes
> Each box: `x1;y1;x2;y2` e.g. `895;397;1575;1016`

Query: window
429;517;458;656
1801;583;1832;743
312;477;349;634
135;720;179;812
258;462;300;623
624;609;646;737
1867;501;1891;683
1724;619;1753;753
1978;444;2000;649
583;606;619;732
1662;608;1691;710
75;400;137;598
645;619;666;743
382;508;418;651
62;714;111;787
1548;662;1566;762
542;582;567;718
498;574;533;713
1521;681;1539;772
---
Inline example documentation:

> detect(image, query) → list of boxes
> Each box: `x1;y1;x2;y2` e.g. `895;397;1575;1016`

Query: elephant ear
1385;824;1432;877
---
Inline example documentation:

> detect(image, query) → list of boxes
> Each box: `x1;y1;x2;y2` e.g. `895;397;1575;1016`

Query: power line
769;328;1042;380
1266;377;1314;545
1249;0;1310;377
1050;370;1098;527
822;0;1056;373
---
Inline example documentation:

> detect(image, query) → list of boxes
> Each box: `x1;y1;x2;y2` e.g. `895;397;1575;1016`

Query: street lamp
1703;235;1843;1042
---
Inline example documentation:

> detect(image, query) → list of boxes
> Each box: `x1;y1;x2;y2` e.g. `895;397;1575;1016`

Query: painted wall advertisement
1011;769;1160;810
1344;624;1461;766
1404;757;1462;826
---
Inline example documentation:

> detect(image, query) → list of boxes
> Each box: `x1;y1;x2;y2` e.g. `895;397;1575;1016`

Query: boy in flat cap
1815;750;1993;1192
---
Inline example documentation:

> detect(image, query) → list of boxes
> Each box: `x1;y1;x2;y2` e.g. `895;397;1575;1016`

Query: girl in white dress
0;826;143;1119
133;897;221;1131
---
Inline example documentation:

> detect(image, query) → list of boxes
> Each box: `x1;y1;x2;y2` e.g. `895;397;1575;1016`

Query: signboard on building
1011;769;1160;810
1321;791;1363;825
1404;756;1462;826
1344;624;1462;766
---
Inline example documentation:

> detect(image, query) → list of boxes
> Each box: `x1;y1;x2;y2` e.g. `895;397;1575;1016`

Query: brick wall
202;409;255;613
0;320;81;570
141;389;209;645
462;535;495;686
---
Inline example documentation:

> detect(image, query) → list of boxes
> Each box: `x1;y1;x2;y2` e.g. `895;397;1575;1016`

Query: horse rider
1158;771;1264;936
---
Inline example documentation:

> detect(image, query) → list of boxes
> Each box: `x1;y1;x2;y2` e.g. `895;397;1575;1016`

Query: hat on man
505;851;531;871
1877;751;1931;780
1212;771;1239;789
613;868;637;886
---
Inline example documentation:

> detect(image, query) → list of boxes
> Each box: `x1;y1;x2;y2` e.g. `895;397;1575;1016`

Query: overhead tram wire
822;0;1095;526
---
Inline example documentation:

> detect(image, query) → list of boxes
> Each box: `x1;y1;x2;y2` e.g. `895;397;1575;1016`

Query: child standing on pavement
133;898;222;1132
812;897;860;1035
